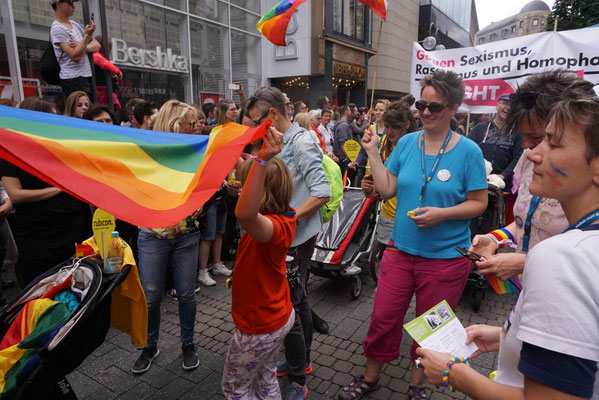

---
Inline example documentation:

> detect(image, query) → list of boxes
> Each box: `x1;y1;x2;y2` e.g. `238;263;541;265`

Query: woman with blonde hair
64;90;90;118
132;99;202;375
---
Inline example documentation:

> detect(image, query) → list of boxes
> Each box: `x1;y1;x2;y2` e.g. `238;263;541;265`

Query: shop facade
268;0;373;108
0;0;265;108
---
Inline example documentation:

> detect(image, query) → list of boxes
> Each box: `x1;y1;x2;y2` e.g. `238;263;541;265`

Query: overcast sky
475;0;555;30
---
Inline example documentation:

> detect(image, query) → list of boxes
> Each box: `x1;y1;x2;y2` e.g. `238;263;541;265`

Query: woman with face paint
416;79;599;400
339;70;489;400
469;71;592;282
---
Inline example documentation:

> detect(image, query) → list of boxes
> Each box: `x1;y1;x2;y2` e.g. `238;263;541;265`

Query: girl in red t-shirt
221;127;297;399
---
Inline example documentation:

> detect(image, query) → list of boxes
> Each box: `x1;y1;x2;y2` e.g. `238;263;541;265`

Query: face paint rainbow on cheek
546;161;568;186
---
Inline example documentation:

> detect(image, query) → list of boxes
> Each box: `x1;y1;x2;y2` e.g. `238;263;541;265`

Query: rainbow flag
358;0;388;21
0;106;265;228
256;0;309;46
487;274;522;295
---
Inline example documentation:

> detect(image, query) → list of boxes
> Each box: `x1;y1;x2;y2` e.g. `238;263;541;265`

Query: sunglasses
509;91;540;110
251;109;270;127
414;100;447;113
182;120;198;129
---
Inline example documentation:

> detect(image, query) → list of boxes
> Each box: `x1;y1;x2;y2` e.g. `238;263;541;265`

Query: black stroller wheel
350;276;362;299
473;288;484;313
369;241;384;284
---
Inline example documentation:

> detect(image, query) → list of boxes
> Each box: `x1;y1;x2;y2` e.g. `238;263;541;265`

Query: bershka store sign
111;38;189;73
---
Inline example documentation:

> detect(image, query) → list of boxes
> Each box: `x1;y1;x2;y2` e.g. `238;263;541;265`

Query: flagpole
369;19;383;120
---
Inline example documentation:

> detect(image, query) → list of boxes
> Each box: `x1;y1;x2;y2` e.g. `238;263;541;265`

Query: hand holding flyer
404;300;478;359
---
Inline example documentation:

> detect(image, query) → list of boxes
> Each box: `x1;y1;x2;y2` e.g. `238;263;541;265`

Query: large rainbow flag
358;0;388;21
0;105;265;228
256;0;309;46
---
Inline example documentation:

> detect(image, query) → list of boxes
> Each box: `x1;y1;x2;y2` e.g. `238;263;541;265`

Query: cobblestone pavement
3;260;516;400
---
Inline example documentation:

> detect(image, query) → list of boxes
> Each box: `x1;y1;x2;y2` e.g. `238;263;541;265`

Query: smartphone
228;83;240;91
91;13;95;22
455;247;486;262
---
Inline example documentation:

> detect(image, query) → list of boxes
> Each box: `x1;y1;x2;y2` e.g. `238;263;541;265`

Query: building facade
0;0;265;107
476;0;550;45
418;0;479;49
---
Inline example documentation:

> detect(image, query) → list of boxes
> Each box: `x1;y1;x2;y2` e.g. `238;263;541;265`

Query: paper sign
92;208;116;262
344;140;361;162
404;300;478;359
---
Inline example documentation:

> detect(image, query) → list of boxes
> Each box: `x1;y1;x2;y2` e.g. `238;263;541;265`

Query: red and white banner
410;27;599;113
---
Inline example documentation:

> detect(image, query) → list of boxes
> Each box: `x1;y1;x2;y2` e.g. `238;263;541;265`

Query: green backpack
321;154;343;223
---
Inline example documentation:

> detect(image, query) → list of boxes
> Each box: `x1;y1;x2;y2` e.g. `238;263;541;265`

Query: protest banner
411;27;599;113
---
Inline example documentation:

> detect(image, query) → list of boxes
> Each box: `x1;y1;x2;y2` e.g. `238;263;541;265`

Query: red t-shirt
231;211;296;335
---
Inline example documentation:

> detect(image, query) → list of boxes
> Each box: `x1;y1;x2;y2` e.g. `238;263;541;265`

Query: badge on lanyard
437;169;451;182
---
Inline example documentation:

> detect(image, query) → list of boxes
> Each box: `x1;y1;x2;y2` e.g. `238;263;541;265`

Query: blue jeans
137;229;201;346
200;201;227;241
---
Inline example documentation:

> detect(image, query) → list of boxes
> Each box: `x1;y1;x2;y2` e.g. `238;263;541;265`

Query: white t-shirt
511;150;568;253
50;20;92;79
494;227;599;398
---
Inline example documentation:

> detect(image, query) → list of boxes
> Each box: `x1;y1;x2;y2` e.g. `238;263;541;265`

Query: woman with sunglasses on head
469;71;586;283
338;70;488;400
416;78;599;400
132;100;202;375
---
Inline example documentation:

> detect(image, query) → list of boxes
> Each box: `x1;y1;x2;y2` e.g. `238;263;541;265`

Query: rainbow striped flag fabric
256;0;309;46
0;105;265;228
358;0;388;21
487;274;522;295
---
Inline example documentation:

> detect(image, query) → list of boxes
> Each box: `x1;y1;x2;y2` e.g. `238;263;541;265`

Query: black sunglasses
509;91;540;110
251;109;270;127
414;100;447;113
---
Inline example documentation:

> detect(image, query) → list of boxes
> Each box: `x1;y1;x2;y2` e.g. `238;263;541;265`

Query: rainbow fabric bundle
487;275;522;295
0;106;266;228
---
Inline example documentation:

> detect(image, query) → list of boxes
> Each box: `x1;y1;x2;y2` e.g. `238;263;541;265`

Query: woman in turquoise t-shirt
338;70;488;400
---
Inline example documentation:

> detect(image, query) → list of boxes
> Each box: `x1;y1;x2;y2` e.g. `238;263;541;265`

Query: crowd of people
0;2;598;398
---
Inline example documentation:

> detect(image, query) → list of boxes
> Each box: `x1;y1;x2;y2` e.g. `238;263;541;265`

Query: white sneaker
211;262;232;276
197;269;216;286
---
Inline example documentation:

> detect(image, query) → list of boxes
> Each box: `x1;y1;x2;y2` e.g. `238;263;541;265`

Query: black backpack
40;37;62;85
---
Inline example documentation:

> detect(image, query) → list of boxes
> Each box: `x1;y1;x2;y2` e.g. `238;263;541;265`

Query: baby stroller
0;257;131;399
465;184;505;312
309;187;379;299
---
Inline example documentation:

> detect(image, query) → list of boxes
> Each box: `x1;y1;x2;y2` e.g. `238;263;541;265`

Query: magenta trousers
363;243;472;362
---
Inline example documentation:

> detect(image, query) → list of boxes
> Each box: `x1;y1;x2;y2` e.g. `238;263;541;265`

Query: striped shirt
51;20;92;79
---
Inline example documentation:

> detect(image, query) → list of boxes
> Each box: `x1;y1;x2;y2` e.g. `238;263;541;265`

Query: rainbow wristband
487;228;515;249
442;356;469;393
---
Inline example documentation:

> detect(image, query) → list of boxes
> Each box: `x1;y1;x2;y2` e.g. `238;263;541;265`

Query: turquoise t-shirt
385;131;487;259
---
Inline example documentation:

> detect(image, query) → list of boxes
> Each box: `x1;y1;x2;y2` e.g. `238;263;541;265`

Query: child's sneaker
211;262;232;276
286;382;308;400
166;288;177;300
198;269;216;286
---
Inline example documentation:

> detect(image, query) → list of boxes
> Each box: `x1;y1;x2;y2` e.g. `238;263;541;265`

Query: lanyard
481;121;493;144
563;209;599;233
521;196;542;253
418;129;452;208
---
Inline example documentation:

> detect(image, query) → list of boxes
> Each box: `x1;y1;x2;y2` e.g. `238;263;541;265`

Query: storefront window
231;30;261;103
190;18;229;102
230;5;259;32
189;0;229;24
141;0;185;11
333;0;367;42
230;0;260;14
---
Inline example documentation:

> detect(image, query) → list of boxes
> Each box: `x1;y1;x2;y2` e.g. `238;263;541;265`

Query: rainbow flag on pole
256;0;309;46
358;0;388;21
0;105;265;228
487;275;522;295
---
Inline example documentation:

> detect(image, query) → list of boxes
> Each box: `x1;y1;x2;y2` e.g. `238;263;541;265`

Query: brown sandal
337;375;380;400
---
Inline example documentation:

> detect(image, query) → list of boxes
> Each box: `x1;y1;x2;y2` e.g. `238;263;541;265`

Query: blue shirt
385;131;487;258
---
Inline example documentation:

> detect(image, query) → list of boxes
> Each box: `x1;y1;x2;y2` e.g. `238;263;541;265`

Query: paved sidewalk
52;261;515;400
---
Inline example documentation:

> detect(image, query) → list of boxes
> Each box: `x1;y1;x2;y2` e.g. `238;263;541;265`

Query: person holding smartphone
50;0;100;99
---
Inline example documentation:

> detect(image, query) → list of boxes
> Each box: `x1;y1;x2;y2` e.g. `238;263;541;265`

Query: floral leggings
222;310;295;400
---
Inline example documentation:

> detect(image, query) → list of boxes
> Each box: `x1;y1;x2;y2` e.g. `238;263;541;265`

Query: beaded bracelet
442;356;469;392
487;228;515;249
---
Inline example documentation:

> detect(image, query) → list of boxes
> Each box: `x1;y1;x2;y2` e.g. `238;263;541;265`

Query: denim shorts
200;201;227;241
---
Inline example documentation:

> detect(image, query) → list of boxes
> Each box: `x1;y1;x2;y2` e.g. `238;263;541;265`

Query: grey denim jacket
280;123;331;247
